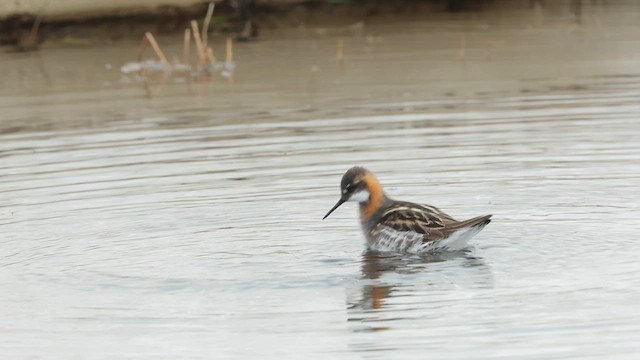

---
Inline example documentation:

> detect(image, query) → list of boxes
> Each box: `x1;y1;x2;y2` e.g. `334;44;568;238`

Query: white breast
368;224;487;253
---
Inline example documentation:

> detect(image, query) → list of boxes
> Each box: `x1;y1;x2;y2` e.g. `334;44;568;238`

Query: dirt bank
0;0;493;50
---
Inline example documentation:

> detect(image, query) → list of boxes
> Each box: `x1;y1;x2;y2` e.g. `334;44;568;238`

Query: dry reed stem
226;37;233;63
191;20;207;64
137;34;150;79
208;45;217;63
458;35;466;60
337;38;345;71
26;15;43;48
337;38;344;59
226;37;234;84
145;32;171;67
138;34;149;61
207;47;216;65
183;28;191;65
202;2;215;48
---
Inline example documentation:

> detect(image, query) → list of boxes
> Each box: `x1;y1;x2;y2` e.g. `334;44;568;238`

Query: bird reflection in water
347;250;492;332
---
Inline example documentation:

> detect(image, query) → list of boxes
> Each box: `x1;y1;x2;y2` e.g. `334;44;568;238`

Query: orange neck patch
360;173;385;220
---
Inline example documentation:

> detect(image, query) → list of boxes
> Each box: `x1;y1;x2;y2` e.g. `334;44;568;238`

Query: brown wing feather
376;202;492;243
376;202;453;242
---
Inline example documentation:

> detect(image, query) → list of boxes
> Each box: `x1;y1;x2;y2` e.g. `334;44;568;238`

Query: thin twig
208;42;217;62
207;47;217;65
458;35;466;60
202;2;215;48
145;32;171;67
137;34;149;78
337;38;345;71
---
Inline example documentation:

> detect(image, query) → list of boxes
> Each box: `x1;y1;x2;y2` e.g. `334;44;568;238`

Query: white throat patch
349;189;370;203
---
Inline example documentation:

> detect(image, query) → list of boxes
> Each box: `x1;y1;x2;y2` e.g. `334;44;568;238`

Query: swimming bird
323;166;492;253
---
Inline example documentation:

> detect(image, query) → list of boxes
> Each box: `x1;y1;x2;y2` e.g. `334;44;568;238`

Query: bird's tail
449;214;492;230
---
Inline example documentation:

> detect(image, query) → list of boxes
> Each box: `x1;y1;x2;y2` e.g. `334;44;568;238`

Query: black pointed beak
323;197;346;219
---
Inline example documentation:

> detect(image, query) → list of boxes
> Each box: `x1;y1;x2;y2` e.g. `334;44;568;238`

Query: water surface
1;2;640;359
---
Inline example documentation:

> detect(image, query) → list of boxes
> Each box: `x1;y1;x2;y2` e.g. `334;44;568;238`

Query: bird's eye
345;184;351;191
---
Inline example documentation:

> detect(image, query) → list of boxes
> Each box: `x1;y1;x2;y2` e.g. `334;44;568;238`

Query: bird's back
364;199;492;253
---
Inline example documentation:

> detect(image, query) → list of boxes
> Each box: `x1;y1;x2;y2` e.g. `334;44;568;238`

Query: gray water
2;2;640;359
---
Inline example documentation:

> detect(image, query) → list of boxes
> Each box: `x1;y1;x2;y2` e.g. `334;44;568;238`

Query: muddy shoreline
0;0;492;50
